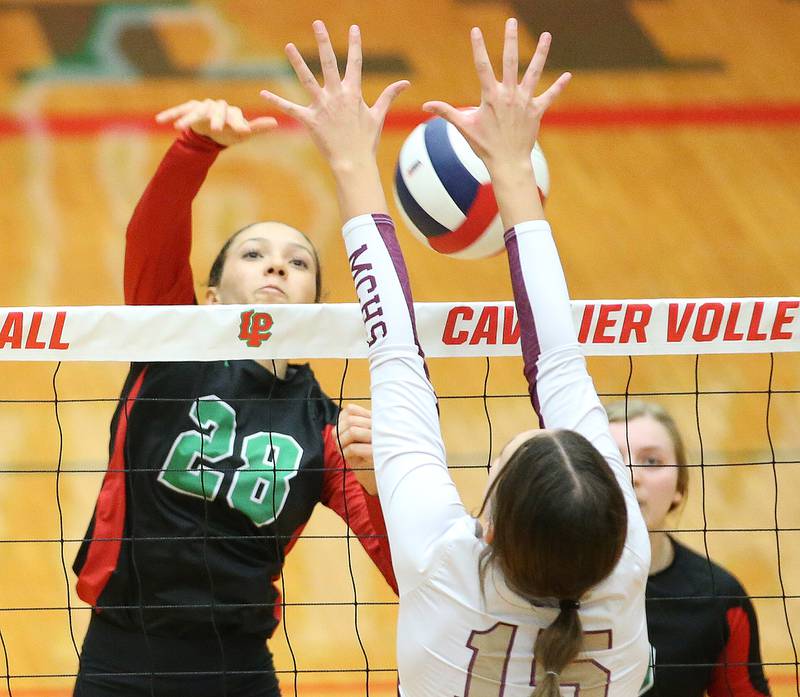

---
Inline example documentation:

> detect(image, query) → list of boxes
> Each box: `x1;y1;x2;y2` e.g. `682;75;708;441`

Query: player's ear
205;286;221;304
669;487;684;512
483;520;494;544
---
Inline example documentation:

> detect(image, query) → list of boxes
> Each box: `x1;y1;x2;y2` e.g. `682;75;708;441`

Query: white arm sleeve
342;214;469;593
504;220;650;561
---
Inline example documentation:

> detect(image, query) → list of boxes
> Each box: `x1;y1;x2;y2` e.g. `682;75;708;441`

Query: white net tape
1;298;798;361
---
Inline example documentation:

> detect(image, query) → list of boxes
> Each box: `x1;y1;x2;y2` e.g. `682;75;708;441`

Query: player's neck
648;531;675;576
256;358;289;379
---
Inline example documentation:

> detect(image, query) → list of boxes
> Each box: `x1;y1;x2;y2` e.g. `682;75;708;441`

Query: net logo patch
238;310;273;347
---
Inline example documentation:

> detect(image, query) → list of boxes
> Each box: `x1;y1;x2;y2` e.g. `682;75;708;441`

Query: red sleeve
124;129;225;306
708;606;771;697
320;423;398;595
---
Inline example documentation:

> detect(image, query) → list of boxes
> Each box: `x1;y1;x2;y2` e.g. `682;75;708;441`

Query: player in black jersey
606;400;770;697
71;97;397;697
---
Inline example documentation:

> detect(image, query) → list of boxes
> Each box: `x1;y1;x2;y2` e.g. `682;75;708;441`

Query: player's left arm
425;22;649;561
707;591;771;697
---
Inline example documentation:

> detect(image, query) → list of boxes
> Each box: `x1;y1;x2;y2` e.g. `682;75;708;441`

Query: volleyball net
0;298;798;696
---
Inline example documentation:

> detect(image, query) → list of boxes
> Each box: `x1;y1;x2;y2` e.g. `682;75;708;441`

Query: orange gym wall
0;1;799;695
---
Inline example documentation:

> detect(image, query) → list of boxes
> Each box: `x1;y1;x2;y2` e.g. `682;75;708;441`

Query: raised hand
336;403;377;495
155;99;278;147
422;20;570;175
261;21;408;168
260;21;409;218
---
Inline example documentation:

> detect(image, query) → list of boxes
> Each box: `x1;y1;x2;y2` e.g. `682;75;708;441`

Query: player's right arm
261;22;466;592
124;100;276;306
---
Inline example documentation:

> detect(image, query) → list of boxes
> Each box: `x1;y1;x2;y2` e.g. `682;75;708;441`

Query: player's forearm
340;214;446;477
330;158;390;221
506;220;649;553
342;214;458;588
487;159;545;230
124;131;222;305
504;220;575;358
320;434;398;594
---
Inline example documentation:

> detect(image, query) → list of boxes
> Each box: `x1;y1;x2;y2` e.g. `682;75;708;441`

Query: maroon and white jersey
343;214;650;697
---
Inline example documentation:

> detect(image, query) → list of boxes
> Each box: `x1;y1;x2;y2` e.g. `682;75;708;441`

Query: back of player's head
207;222;323;302
484;429;627;599
479;430;627;696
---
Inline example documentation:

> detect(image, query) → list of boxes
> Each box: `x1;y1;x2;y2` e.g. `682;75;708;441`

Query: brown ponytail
476;429;627;696
531;604;583;697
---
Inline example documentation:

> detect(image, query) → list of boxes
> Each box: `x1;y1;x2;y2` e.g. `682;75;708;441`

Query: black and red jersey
72;129;396;641
644;538;770;697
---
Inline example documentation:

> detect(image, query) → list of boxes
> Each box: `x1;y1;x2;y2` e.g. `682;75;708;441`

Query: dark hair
207;222;322;302
478;430;628;697
605;399;688;510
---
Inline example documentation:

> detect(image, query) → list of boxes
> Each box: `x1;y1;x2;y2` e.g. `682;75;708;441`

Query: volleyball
393;116;550;259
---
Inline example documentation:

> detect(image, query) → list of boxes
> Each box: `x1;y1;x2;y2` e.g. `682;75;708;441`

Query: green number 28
158;395;303;526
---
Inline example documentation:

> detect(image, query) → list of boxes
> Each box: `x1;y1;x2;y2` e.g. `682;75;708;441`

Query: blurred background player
71;98;397;696
606;399;771;697
261;17;650;696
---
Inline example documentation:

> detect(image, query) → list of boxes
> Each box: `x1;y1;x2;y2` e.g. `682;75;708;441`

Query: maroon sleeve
707;605;771;697
320;423;398;595
124;129;225;306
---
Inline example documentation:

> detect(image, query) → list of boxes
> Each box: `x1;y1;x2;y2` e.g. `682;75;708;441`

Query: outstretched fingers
372;80;410;124
521;31;552;98
174;103;211;131
226;107;277;135
155;101;198;124
285;42;321;98
535;71;572;112
248;116;279;133
209;100;227;131
421;100;465;128
225;106;251;134
343;25;363;90
313;19;341;88
501;18;519;89
470;27;497;96
259;89;306;122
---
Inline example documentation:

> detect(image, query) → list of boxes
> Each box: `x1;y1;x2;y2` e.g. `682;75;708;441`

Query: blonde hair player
606;400;771;696
261;18;651;697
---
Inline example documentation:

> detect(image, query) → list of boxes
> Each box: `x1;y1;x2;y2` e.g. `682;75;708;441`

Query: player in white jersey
261;18;651;697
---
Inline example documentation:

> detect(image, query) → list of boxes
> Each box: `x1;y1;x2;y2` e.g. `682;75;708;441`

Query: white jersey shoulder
397;515;650;697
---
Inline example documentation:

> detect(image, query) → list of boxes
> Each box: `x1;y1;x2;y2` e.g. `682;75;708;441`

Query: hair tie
545;670;559;678
559;598;580;611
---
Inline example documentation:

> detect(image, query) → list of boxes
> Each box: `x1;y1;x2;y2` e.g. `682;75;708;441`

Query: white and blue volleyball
393;116;550;259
